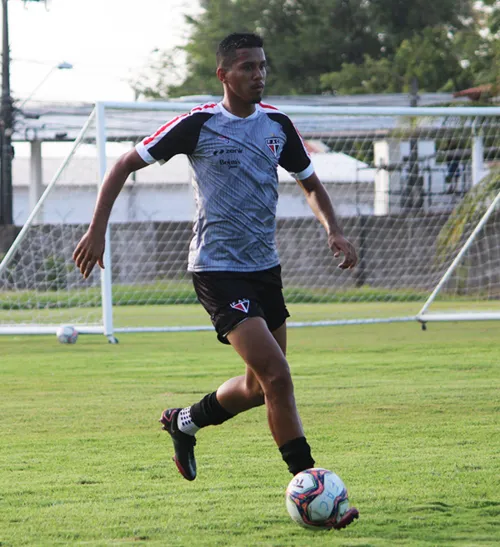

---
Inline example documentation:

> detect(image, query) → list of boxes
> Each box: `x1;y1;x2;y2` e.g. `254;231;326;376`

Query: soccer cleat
332;507;360;530
159;408;197;481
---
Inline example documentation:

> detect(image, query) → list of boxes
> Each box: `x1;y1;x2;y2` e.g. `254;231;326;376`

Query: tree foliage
436;169;500;260
321;2;499;96
134;0;499;99
321;27;475;95
367;0;472;53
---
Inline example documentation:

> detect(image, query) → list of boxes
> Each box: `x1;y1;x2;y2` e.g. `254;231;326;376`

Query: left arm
297;172;358;270
272;111;357;269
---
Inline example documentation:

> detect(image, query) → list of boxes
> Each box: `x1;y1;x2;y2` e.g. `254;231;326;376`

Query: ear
216;66;227;83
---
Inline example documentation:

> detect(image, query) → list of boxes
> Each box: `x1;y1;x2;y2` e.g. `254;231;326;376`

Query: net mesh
1;104;499;332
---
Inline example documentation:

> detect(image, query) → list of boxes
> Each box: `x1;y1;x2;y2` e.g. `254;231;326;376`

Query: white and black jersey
136;102;314;272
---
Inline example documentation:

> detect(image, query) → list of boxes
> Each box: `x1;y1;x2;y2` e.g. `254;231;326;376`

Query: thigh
226;316;289;380
271;322;287;356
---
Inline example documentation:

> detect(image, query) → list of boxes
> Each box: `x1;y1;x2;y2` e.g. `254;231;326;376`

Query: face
218;47;267;104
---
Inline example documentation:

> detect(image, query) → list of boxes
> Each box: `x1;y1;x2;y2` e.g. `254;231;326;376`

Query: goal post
417;185;500;326
1;101;499;339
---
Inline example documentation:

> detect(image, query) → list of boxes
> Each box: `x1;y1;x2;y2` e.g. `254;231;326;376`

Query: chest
194;116;286;171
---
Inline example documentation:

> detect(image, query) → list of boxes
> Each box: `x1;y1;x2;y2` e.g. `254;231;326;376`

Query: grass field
1;317;499;546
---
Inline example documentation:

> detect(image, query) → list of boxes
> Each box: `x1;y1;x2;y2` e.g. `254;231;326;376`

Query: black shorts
192;265;290;344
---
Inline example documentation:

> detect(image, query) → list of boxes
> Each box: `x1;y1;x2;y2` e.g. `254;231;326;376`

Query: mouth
251;84;265;91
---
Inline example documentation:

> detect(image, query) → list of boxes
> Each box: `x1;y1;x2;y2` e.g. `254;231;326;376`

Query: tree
135;0;477;98
166;0;380;96
436;169;500;261
320;56;400;95
321;28;465;95
131;49;186;100
367;0;473;54
392;28;464;93
320;0;500;96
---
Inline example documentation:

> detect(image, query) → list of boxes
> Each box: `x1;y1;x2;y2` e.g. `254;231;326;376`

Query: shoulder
175;101;220;126
257;102;293;126
139;102;222;158
257;102;288;117
171;101;220;126
145;102;219;143
188;102;220;116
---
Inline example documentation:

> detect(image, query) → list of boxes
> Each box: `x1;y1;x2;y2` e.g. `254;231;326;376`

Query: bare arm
73;149;148;278
297;172;357;269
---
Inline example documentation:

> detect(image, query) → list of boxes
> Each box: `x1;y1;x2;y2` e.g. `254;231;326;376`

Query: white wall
13;182;375;225
12;152;377;224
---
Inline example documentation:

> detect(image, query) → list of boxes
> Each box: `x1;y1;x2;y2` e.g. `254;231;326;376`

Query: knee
258;360;294;401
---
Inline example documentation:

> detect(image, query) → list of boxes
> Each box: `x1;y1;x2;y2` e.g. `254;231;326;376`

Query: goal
1;102;499;341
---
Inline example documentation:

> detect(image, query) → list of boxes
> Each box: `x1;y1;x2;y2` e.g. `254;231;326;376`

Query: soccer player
73;32;359;529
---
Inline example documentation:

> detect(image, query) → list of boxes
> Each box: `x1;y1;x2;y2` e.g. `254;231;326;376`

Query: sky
7;0;201;105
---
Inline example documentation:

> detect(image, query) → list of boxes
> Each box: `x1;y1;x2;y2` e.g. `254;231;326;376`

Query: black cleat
332;507;359;530
159;408;197;481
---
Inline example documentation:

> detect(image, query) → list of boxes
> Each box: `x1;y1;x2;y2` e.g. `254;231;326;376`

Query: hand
73;229;105;279
328;233;357;270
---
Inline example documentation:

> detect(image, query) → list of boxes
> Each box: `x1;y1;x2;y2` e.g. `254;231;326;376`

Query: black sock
190;391;235;428
279;436;315;475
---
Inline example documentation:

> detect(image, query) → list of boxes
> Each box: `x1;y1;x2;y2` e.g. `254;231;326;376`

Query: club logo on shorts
230;299;250;313
265;137;281;156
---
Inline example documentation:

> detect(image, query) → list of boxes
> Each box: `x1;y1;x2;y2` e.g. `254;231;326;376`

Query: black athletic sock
279;436;315;475
189;391;235;428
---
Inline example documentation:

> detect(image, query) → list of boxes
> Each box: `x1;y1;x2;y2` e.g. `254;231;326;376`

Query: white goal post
1;101;499;340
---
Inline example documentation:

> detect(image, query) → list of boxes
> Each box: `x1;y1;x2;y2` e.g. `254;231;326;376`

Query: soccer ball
286;468;350;530
56;325;78;344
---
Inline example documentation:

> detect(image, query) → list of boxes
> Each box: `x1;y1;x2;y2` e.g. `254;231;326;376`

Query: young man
74;33;358;529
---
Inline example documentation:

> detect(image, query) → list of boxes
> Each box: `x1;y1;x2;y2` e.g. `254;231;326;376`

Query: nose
253;67;265;81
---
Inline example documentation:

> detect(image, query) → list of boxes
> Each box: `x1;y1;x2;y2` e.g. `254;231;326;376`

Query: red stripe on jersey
143;113;188;145
142;103;218;146
191;103;217;112
259;102;279;111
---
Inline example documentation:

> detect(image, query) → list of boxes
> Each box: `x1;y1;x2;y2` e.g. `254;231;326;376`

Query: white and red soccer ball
286;468;351;530
56;325;79;344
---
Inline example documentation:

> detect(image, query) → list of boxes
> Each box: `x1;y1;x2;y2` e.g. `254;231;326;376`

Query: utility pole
0;0;13;226
406;77;423;210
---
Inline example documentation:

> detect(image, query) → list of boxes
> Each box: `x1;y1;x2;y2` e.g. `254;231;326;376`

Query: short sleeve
135;112;212;165
267;113;312;177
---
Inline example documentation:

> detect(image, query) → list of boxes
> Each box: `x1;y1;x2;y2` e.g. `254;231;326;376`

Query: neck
222;95;257;118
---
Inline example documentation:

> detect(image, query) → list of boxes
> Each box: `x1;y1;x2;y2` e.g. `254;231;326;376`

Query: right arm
73;149;147;278
74;107;209;278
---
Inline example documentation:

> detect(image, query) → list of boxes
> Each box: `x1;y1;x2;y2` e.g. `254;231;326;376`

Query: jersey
135;101;314;272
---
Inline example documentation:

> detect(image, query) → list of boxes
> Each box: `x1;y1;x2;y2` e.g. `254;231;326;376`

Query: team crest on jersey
230;299;250;313
218;135;230;144
265;137;281;156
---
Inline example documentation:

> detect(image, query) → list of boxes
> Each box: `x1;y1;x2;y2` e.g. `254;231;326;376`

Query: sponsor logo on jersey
265;137;281;156
220;159;241;169
230;299;250;313
213;148;243;156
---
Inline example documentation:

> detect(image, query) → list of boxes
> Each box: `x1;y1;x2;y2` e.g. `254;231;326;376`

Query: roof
15;93;463;142
453;84;494;101
12;152;376;187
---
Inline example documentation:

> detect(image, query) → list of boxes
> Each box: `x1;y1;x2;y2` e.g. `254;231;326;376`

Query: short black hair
216;32;264;69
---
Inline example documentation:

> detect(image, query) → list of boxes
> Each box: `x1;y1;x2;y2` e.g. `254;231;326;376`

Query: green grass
2;281;495;311
1;320;499;546
2;300;499;329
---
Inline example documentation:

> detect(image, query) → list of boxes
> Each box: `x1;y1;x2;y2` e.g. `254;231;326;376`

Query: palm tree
436;168;500;261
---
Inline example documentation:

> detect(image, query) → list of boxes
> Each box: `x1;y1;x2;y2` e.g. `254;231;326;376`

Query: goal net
1;102;499;339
